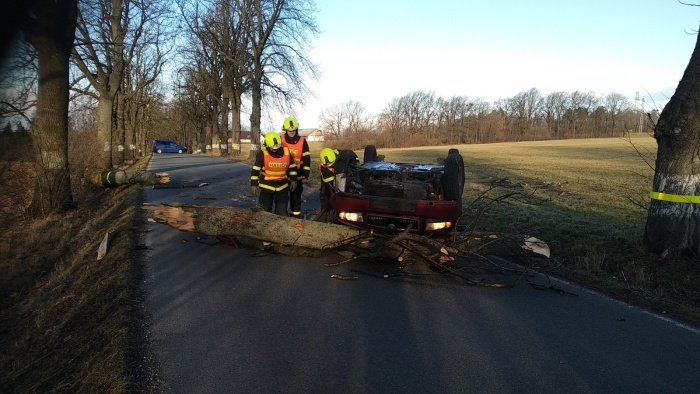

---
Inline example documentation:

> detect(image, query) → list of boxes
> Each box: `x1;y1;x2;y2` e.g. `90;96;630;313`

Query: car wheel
178;149;183;154
363;145;377;163
157;149;163;154
441;151;465;203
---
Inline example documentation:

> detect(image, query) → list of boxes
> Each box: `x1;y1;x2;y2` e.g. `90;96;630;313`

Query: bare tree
319;100;374;149
644;26;700;257
72;0;163;169
177;0;251;155
239;0;319;158
319;102;345;137
23;0;79;215
505;88;542;140
435;95;471;144
565;90;598;138
542;91;567;138
604;92;629;137
119;38;166;162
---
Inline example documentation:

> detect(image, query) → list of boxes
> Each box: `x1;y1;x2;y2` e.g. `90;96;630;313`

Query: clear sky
262;0;699;130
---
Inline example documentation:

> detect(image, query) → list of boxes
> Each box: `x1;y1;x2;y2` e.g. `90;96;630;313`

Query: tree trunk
97;96;115;169
90;170;169;187
231;93;242;155
26;0;78;216
115;92;126;165
220;95;230;157
146;204;363;250
249;76;262;160
644;26;700;257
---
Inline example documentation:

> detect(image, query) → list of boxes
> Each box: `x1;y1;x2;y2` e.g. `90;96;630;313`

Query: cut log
90;170;169;187
144;204;363;250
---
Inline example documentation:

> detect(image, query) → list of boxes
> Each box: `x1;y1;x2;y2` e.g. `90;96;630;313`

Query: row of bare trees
173;0;318;158
71;0;171;169
322;88;656;150
1;0;319;215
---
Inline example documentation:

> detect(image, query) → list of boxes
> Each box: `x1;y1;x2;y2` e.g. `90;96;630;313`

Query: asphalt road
142;153;700;393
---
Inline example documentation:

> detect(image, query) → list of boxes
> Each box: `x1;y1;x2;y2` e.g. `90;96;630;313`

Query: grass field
369;136;699;325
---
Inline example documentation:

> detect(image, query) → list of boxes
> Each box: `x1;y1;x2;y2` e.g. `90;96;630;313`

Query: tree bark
25;0;78;215
644;26;700;257
97;96;115;169
90;170;169;187
249;76;262;160
146;204;363;250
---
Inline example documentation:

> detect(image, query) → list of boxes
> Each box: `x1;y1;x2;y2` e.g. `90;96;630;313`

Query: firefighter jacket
250;147;298;191
319;163;335;185
282;133;311;179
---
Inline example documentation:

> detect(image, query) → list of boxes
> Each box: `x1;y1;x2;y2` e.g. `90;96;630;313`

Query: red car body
331;191;461;232
327;157;464;233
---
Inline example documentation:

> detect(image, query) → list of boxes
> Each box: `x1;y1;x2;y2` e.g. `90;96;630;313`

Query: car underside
329;146;465;233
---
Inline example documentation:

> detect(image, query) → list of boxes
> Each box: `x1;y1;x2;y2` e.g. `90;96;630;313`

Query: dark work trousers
289;179;304;217
259;188;289;216
319;182;332;210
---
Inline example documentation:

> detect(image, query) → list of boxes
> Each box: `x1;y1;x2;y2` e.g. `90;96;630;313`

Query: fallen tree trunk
144;204;550;260
144;204;363;250
90;170;169;187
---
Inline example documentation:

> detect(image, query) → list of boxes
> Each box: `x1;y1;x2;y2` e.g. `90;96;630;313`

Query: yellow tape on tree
649;192;700;204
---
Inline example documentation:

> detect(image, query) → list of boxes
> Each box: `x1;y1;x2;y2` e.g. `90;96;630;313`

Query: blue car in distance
153;139;188;154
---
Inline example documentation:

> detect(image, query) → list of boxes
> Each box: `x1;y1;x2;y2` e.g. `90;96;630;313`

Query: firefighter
280;116;311;218
318;148;359;210
250;132;298;216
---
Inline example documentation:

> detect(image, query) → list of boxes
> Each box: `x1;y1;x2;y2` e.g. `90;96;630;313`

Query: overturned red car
328;146;465;233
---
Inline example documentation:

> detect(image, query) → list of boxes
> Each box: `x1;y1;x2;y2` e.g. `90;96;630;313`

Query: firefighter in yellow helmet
280;116;310;218
250;131;298;216
318;147;358;211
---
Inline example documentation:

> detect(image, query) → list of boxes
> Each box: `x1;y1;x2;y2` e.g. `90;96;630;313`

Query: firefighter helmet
319;148;337;166
264;131;282;149
282;116;299;131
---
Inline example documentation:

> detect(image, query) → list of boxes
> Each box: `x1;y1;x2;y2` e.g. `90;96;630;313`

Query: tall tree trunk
126;102;138;161
26;0;78;216
249;77;262;160
115;92;126;165
97;96;114;169
644;27;700;257
231;92;242;155
220;95;230;157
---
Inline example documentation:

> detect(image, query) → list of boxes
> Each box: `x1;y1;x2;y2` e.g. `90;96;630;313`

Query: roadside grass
0;157;148;392
376;135;700;326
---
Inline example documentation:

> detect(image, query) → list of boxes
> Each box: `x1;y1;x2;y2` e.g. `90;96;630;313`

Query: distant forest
320;88;659;150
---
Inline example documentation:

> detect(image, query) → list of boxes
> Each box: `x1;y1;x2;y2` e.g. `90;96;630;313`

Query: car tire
157;149;162;154
441;151;465;203
363;145;377;163
178;149;183;154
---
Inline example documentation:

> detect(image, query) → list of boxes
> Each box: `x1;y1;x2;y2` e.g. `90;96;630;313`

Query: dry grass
0;151;148;392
